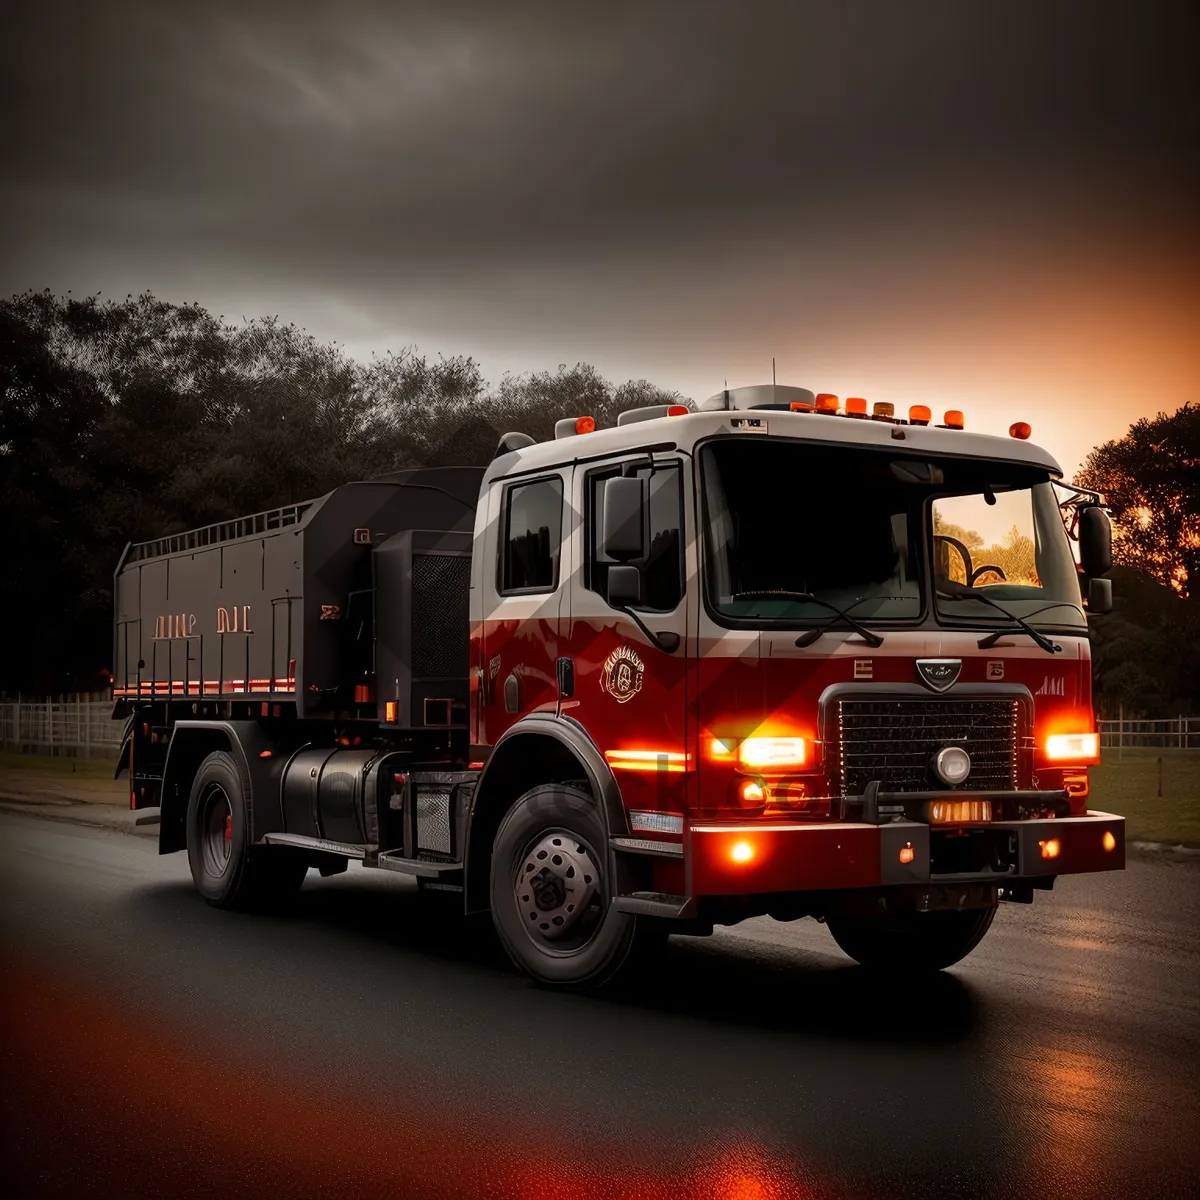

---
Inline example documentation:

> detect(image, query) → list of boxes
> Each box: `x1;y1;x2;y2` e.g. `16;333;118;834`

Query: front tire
489;784;641;989
186;750;307;909
827;905;996;971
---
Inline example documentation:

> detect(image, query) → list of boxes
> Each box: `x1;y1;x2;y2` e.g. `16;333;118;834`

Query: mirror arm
616;605;679;654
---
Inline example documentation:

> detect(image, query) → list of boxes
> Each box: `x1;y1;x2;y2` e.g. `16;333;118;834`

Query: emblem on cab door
916;658;962;693
600;645;644;704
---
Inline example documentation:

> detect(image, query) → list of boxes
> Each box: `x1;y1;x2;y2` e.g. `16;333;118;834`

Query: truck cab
466;385;1121;980
115;384;1124;988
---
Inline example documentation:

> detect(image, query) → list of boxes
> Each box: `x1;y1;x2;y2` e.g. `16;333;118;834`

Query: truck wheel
826;905;996;972
186;750;307;909
489;784;639;989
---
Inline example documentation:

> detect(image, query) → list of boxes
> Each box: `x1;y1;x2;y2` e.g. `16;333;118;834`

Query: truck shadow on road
125;875;982;1048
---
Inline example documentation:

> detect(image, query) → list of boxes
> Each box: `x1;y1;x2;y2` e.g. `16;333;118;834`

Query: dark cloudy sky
2;0;1196;475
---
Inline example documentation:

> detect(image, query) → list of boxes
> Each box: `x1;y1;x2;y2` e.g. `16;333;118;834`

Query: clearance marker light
789;400;814;412
575;415;596;434
943;410;965;430
871;401;895;421
258;749;273;759
899;842;915;864
667;405;689;417
1103;830;1117;852
909;405;931;425
730;840;754;863
708;737;737;761
737;737;808;770
814;393;839;414
1009;421;1032;440
845;397;867;417
1045;732;1100;763
385;700;399;723
1039;838;1061;860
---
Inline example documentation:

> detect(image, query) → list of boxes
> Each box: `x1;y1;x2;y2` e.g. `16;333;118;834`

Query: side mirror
1087;576;1113;615
606;564;642;608
602;477;645;562
1078;506;1112;577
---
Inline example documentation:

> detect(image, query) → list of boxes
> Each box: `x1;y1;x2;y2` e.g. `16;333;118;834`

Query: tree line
2;290;1196;713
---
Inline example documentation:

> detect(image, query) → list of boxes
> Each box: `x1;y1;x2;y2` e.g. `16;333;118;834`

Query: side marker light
899;843;915;864
1009;421;1032;440
730;841;754;863
1103;831;1117;852
1039;838;1061;860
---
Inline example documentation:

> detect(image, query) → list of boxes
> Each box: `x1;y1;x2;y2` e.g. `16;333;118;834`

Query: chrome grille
836;698;1019;795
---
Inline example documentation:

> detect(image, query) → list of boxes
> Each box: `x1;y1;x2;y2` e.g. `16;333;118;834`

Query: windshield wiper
794;596;884;648
936;583;1061;654
727;590;886;647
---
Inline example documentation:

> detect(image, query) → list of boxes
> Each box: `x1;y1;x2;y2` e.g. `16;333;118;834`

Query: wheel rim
514;828;604;954
199;782;234;879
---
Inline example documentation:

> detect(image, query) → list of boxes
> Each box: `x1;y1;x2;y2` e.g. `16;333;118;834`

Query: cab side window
587;463;683;611
501;476;563;593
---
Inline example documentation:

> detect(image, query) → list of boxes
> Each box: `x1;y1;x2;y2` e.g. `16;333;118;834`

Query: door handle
556;657;575;699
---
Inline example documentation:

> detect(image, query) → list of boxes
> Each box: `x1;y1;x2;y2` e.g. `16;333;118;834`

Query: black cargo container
113;466;483;727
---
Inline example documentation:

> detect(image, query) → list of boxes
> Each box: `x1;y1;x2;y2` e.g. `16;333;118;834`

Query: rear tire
489;784;643;989
827;905;996;971
186;750;308;909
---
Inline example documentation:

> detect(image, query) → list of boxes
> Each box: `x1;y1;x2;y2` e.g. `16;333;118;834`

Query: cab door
563;452;692;820
477;467;571;745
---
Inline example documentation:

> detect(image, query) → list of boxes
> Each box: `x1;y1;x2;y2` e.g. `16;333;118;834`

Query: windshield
700;439;924;623
932;481;1085;631
699;439;1086;633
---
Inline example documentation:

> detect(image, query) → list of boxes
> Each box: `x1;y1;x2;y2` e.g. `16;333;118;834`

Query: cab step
372;851;464;882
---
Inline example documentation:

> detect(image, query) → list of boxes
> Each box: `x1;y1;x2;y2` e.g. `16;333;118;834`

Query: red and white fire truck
113;383;1123;987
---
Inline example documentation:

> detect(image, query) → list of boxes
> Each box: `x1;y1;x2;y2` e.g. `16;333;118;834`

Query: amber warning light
1045;732;1100;764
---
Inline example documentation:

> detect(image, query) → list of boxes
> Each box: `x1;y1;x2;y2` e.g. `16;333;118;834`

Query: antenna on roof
772;357;776;386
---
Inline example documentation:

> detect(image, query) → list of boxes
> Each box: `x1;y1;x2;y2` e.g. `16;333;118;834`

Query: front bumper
685;810;1125;897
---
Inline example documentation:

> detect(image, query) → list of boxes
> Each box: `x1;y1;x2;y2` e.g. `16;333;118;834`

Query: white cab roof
483;403;1063;485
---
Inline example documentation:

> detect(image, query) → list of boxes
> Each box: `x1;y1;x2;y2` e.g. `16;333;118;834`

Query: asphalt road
2;811;1198;1200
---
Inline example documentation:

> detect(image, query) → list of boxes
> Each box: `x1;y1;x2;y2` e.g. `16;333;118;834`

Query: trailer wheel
186;750;307;909
489;784;639;989
826;905;997;972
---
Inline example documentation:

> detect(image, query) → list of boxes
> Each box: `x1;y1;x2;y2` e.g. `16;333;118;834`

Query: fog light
730;840;754;863
1103;830;1116;852
934;745;971;786
739;780;765;805
1039;838;1061;860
